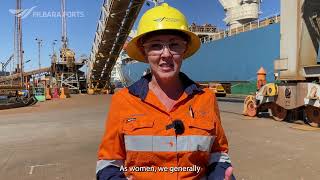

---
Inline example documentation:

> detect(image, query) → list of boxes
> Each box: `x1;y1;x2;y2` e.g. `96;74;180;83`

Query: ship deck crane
243;0;320;127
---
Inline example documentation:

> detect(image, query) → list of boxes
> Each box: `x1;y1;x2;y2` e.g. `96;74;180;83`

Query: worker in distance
96;3;235;180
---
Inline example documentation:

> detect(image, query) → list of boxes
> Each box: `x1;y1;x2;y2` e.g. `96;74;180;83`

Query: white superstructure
219;0;261;29
110;30;138;86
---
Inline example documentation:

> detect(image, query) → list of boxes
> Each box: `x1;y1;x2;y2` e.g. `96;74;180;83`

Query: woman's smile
159;62;174;72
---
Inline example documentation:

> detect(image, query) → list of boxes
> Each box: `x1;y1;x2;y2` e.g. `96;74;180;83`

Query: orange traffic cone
45;87;52;100
60;87;67;99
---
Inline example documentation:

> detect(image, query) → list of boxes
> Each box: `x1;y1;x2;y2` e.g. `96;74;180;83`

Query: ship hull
122;24;281;86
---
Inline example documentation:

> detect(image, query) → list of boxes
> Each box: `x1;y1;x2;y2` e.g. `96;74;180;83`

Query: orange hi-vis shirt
97;73;231;180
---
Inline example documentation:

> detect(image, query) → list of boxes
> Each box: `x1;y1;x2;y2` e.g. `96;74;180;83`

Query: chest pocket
187;115;215;153
122;117;155;135
188;114;215;135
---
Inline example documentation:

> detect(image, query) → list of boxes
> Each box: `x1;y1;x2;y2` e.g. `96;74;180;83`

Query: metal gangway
87;0;145;92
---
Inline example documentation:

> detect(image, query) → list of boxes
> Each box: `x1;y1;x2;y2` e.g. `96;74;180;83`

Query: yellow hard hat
126;3;200;62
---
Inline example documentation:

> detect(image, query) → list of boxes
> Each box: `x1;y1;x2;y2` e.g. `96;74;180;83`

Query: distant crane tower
59;0;75;64
219;0;261;29
0;55;14;74
14;0;24;86
51;0;85;94
61;0;68;49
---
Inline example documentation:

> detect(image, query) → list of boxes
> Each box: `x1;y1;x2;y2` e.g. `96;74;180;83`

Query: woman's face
142;34;187;81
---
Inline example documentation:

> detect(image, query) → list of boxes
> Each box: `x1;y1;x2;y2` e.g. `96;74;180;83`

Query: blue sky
0;0;279;71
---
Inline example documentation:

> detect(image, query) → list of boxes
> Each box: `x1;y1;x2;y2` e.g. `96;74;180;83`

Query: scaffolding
49;0;86;93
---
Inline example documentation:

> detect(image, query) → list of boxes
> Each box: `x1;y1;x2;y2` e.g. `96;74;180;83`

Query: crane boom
1;55;14;72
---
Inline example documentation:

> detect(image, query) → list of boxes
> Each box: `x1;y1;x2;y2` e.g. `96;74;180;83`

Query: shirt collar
128;72;203;101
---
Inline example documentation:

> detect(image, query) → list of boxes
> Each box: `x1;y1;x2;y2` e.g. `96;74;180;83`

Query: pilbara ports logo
153;17;179;23
9;6;85;19
9;6;37;19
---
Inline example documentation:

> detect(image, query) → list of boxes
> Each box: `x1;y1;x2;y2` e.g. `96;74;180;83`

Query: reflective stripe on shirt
124;135;215;152
96;159;124;174
209;152;231;164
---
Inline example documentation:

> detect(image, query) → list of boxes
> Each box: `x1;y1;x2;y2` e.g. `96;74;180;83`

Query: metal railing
200;14;280;44
189;25;218;34
0;67;51;83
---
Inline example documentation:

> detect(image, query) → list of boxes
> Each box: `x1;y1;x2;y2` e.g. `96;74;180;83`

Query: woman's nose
161;45;173;57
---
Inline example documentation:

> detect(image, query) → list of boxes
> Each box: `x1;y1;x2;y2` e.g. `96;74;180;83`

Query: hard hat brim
126;29;201;63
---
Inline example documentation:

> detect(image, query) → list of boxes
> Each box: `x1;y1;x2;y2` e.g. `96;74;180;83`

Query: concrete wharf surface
0;94;320;180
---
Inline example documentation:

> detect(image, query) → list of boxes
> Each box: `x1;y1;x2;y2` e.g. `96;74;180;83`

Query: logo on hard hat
154;17;179;22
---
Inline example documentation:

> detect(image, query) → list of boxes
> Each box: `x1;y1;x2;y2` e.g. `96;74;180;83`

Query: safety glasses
142;40;187;55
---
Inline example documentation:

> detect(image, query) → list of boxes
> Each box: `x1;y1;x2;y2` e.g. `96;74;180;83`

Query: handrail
189;25;218;34
198;14;280;43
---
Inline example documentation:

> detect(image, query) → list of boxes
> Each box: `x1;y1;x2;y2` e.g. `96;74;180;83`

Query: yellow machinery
198;82;227;97
60;48;76;68
243;0;320;127
208;82;227;97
